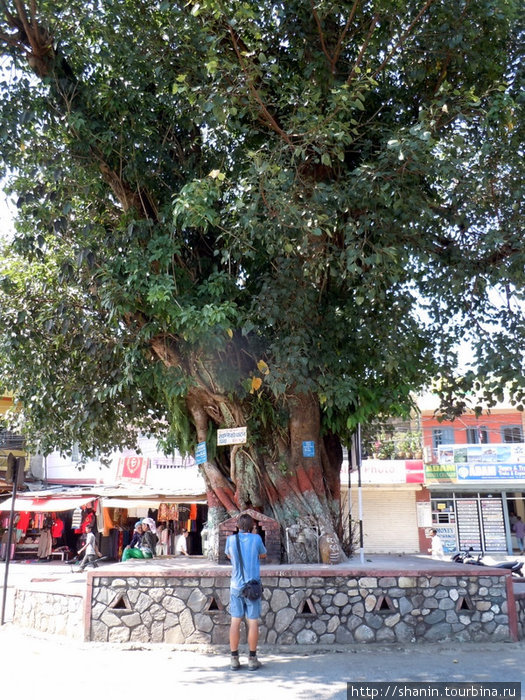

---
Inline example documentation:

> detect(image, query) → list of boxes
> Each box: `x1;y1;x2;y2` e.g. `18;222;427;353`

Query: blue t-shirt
225;532;266;590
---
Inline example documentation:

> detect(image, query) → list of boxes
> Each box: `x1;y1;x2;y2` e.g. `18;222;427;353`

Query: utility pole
349;427;364;564
1;454;23;625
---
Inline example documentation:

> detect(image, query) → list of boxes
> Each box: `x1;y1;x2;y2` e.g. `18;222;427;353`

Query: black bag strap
235;532;247;585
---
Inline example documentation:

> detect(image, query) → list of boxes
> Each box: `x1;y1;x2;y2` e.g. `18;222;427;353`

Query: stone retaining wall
514;591;525;639
86;568;513;644
13;588;84;639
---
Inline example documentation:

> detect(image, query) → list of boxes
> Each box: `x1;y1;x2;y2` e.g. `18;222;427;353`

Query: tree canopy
0;0;523;552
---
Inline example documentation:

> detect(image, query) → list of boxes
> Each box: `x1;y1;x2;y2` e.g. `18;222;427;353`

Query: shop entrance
503;491;525;553
431;491;510;554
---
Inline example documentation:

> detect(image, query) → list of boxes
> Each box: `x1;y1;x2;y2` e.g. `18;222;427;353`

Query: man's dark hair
431;529;437;535
238;513;255;532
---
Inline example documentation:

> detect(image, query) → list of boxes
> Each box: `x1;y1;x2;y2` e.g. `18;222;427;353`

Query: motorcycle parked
451;546;524;577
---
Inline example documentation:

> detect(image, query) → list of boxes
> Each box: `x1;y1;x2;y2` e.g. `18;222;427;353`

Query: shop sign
436;442;525;481
457;463;525;481
361;459;407;484
360;459;424;484
438;443;525;465
424;463;457;483
217;427;247;446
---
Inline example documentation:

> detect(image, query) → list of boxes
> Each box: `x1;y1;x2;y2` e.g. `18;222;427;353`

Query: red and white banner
117;456;149;484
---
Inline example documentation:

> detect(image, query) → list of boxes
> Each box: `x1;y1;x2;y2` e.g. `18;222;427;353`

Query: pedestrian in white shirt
428;529;445;560
175;529;189;556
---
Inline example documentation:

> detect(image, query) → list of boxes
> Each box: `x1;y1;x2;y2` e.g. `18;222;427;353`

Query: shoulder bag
235;533;263;601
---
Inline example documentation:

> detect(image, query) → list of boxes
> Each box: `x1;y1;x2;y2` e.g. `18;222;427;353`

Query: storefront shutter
350;489;419;553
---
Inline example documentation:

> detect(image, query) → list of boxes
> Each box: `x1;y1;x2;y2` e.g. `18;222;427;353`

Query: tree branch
311;0;361;75
227;23;294;146
433;0;471;95
309;0;334;70
478;244;521;268
0;0;20;28
332;0;360;69
347;12;379;85
371;0;438;80
0;30;21;47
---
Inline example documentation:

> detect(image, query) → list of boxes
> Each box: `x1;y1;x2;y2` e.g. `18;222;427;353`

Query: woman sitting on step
122;518;157;561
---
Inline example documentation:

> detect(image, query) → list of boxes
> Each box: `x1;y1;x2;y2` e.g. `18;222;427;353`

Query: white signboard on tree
217;427;247;446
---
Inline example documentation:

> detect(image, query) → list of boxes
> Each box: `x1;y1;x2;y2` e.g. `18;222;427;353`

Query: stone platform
8;555;522;645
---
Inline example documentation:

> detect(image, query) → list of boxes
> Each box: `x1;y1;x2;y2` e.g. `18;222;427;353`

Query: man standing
225;513;266;671
175;529;189;556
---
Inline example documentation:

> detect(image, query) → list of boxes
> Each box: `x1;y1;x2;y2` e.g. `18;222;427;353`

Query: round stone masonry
11;557;519;645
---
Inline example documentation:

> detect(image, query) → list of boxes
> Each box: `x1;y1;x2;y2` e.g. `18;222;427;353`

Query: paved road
1;624;523;700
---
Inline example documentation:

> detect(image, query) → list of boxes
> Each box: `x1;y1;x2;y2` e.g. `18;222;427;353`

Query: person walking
428;528;445;560
513;516;525;554
225;513;266;672
77;524;101;571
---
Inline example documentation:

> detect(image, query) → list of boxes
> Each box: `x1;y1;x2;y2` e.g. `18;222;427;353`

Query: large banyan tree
0;1;523;559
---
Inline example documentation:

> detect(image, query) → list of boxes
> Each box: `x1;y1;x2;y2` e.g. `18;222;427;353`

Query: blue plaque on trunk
302;441;315;458
195;441;207;465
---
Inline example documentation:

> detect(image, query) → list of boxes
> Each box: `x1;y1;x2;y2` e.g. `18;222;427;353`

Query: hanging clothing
102;508;114;537
17;512;31;533
51;517;64;539
96;501;104;533
71;508;82;530
37;530;53;559
80;509;96;534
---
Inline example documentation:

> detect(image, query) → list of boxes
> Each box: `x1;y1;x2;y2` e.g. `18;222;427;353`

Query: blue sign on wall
195;441;207;465
457;463;525;481
302;441;315;458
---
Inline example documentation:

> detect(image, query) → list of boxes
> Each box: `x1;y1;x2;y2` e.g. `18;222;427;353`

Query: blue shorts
229;587;262;620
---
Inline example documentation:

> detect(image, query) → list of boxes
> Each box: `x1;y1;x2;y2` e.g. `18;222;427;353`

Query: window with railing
466;426;489;444
432;428;454;449
0;430;25;450
501;426;524;443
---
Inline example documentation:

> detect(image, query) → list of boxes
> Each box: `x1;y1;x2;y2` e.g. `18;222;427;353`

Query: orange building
421;404;524;462
418;393;525;555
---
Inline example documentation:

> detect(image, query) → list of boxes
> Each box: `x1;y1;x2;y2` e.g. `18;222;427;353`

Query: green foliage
0;0;523;456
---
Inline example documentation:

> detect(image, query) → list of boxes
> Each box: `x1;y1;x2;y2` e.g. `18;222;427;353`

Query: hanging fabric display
102;508;114;537
71;507;82;530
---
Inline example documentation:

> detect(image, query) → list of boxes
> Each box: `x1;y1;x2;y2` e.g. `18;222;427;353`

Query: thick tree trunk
186;385;345;563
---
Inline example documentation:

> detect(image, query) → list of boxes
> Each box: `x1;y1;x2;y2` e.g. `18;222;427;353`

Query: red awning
0;495;97;513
